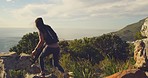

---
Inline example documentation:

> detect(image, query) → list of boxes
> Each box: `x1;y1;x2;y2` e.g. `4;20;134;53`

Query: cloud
83;0;148;17
6;0;14;2
11;0;148;21
11;0;91;20
12;4;49;17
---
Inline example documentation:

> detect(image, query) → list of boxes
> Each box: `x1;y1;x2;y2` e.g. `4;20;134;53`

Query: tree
92;34;129;60
9;32;39;54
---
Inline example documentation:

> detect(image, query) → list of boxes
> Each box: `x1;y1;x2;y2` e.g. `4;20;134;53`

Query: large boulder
0;52;40;78
134;40;148;69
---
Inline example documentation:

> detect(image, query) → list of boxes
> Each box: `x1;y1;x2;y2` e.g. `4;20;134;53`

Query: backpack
43;25;59;44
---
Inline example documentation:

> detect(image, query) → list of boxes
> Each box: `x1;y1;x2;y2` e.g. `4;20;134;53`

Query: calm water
0;28;116;52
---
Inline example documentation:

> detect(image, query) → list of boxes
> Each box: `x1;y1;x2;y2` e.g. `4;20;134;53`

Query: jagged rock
141;18;148;37
0;52;41;78
105;69;148;78
0;52;18;57
134;40;148;69
142;39;148;60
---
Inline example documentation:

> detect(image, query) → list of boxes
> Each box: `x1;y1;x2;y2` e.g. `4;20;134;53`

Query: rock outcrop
0;52;40;78
134;40;148;69
134;17;148;69
106;17;148;78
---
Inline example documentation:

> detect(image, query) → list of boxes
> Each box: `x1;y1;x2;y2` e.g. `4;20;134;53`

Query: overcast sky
0;0;148;29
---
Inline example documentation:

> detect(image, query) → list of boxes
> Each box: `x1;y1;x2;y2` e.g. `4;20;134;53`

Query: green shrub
60;54;100;78
99;57;135;76
9;70;26;78
134;31;146;40
9;32;38;54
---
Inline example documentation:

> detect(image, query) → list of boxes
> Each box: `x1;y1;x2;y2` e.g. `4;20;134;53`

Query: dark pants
39;45;64;73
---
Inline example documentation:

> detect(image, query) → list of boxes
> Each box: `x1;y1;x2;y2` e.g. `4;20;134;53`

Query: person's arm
32;32;44;56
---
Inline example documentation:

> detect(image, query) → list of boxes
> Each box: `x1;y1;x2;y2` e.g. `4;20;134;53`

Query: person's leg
52;47;65;73
32;44;46;64
39;46;51;75
32;48;42;64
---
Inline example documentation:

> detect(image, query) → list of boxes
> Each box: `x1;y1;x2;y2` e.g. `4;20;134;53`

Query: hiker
31;17;67;77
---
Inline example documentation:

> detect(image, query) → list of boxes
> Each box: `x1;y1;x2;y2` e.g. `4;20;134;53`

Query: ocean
0;28;116;52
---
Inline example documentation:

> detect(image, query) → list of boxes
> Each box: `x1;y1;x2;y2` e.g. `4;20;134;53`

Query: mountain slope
113;18;147;41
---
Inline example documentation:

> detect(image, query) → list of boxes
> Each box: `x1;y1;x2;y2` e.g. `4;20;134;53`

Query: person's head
35;17;44;31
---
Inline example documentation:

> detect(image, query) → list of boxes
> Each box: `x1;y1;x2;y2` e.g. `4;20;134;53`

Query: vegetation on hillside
134;31;146;40
9;32;135;77
113;19;146;41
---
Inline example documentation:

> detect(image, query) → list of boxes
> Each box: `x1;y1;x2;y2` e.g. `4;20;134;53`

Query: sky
0;0;148;29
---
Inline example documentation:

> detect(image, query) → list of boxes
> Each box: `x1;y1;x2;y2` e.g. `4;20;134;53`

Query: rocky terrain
0;52;41;78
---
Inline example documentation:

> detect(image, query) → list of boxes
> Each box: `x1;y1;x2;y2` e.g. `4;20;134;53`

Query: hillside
113;17;147;41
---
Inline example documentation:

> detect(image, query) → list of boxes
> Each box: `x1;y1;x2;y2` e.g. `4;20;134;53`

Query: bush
99;57;135;76
60;54;99;78
9;32;39;54
59;40;70;53
68;37;104;64
134;31;146;40
9;70;26;78
92;34;129;60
